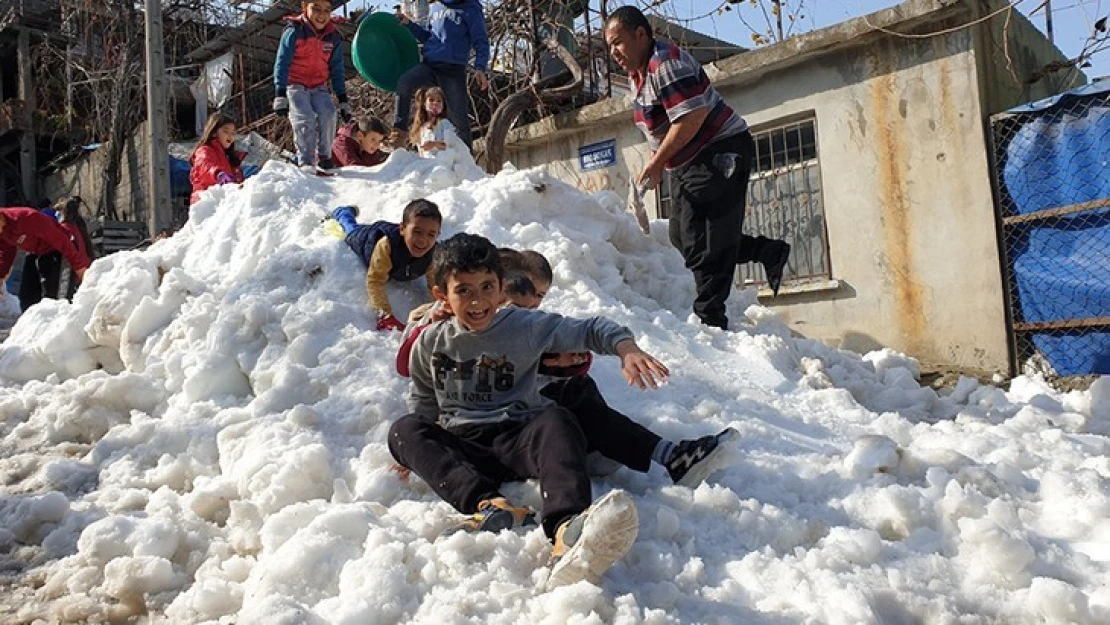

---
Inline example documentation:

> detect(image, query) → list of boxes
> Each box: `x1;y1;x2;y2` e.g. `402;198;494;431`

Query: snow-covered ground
0;145;1108;624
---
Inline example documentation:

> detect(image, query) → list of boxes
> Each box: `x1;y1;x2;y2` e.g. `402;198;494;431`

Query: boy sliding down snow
396;248;737;487
389;233;669;589
329;200;441;331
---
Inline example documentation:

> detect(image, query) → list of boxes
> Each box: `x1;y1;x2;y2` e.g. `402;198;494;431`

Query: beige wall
732;32;1008;370
43;123;151;225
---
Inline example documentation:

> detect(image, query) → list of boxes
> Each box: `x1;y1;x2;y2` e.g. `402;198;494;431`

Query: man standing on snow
605;6;790;330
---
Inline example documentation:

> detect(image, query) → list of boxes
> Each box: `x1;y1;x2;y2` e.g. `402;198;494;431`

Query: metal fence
739;117;830;288
990;83;1110;377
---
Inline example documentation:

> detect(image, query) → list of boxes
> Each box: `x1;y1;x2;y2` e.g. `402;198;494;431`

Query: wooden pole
17;29;37;204
145;0;172;235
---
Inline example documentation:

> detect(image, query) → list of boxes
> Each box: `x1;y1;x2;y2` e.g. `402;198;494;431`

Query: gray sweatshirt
407;307;634;429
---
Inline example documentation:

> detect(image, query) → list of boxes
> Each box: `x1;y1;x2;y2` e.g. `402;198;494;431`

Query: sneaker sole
546;490;639;590
675;428;739;488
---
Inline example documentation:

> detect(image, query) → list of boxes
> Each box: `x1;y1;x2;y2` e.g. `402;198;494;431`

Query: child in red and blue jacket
273;0;350;170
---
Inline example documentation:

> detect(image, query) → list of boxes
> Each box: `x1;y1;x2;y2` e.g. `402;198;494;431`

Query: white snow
0;144;1108;624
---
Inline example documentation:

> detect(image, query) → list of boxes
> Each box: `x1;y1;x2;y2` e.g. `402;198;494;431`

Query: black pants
388;407;591;538
738;235;781;265
393;62;472;147
669;131;756;330
18;252;62;312
540;376;660;473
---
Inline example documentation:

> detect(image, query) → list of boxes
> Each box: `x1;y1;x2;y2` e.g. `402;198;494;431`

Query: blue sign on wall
579;139;617;171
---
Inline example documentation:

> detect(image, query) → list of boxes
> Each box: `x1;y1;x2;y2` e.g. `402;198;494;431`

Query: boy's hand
429;306;453;322
338;102;353;123
615;339;670;390
389;463;411;481
474;70;489;91
273;97;289;117
377;314;405;332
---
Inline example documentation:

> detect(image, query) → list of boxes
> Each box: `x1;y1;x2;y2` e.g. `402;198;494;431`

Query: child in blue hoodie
273;0;351;170
393;0;489;149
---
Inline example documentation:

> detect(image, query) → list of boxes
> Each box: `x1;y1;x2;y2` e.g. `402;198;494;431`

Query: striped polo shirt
631;41;747;168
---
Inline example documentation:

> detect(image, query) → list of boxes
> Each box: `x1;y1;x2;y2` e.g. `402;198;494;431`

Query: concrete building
500;0;1083;373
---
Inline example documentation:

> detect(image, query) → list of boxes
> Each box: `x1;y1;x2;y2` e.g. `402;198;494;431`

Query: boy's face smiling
436;270;503;332
399;216;440;258
358;131;384;155
304;0;332;30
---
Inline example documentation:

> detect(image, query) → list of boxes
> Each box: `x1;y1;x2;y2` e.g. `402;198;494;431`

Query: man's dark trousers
668;130;756;330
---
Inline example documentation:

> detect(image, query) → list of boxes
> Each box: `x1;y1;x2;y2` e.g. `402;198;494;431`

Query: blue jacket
405;0;489;71
274;15;347;99
350;221;434;282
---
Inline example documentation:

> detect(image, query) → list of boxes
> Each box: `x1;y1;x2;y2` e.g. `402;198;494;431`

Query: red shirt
190;140;245;204
332;122;387;167
60;222;91;265
0;208;91;277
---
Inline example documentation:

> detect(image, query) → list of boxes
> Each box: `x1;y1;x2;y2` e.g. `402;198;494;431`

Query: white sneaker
546;490;639;590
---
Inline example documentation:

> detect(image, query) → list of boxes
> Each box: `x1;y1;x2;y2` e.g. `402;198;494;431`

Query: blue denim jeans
288;84;338;166
393;62;471;147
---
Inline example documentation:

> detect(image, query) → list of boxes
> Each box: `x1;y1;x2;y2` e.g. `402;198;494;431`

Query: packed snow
0;144;1108;624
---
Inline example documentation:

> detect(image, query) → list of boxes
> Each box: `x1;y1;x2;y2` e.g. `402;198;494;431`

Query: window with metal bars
657;115;831;289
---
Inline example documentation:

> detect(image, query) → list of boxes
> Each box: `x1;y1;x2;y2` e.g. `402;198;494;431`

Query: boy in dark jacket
332;117;389;167
393;0;489;148
329;199;441;331
389;233;670;590
273;0;350;170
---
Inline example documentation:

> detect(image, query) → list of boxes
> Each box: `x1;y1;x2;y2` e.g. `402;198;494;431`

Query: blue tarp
999;82;1110;375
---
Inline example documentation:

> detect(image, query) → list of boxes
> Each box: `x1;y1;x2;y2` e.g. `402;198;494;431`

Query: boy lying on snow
388;233;735;589
327;199;441;332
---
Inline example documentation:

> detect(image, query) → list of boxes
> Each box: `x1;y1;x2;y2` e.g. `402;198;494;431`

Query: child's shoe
330;205;358;221
665;428;738;487
546;490;638;590
463;497;537;532
318;157;336;170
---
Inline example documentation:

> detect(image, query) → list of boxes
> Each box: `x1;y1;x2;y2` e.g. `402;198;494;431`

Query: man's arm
638;107;708;189
469;5;490;89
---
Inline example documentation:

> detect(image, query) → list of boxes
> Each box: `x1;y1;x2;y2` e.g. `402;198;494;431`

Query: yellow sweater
366;237;436;317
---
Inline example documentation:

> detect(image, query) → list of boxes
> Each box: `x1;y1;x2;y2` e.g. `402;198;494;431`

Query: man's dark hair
356;116;390;137
608;5;653;39
503;272;537;298
520;250;553;285
402;198;443;225
432;233;503;289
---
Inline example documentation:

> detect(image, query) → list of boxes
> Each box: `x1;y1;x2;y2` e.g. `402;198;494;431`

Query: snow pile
0;145;1107;624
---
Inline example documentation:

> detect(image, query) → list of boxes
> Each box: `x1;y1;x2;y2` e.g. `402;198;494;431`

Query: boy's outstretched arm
615;338;670;390
366;238;397;317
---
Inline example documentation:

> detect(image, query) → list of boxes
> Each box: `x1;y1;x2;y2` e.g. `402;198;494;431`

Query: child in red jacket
189;114;246;205
0;206;91;311
332;117;389;167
